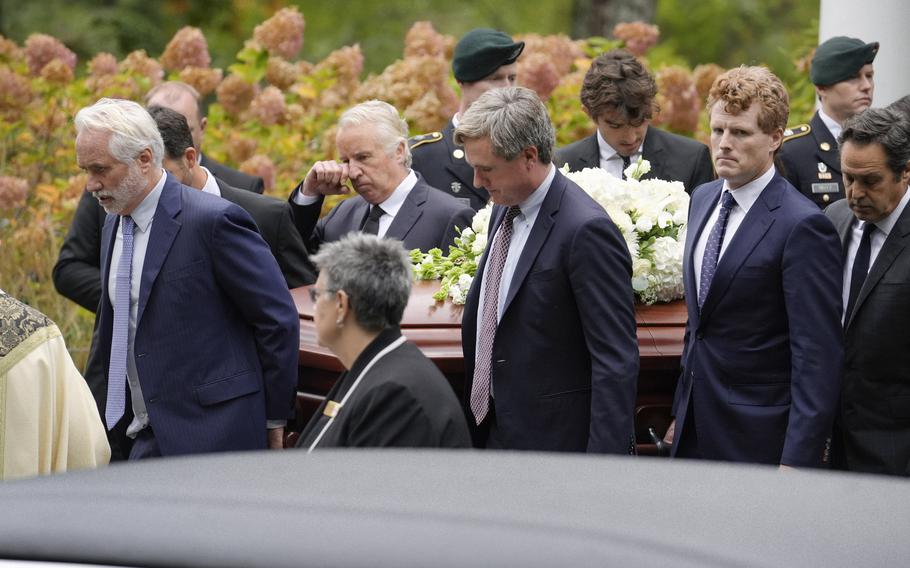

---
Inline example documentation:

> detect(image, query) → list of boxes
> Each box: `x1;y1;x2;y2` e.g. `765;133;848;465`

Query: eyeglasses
308;287;338;304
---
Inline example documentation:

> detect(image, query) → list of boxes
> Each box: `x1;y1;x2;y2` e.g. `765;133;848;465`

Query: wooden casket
292;280;686;454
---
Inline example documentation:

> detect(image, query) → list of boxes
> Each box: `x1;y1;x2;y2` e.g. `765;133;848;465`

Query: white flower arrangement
411;158;689;305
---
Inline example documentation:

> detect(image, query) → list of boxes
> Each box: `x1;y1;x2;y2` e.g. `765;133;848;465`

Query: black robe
296;328;471;450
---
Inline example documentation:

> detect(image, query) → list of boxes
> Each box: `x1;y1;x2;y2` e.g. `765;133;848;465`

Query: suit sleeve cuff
291;183;321;206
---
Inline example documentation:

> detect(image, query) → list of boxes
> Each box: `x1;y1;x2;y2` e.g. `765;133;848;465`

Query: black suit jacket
54;179;313;313
462;170;639;453
827;199;910;475
215;179;315;288
410;121;489;211
555;127;715;193
200;153;265;194
295;328;471;449
288;174;474;253
777;112;843;208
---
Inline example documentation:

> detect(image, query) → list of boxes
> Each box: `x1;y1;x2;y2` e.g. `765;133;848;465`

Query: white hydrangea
564;159;689;304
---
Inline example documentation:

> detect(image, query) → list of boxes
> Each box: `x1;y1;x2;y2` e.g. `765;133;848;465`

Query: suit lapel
136;177;183;326
641;128;666;180
699;177;781;320
575;135;600;170
847;205;910;328
500;173;562;315
384;181;425;241
683;182;722;319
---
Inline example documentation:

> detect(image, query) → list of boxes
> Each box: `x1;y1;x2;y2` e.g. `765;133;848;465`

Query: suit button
136;353;146;358
696;332;704;340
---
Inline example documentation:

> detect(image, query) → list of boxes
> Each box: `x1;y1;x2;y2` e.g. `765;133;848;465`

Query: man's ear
200;116;207;134
185;146;198;170
136;147;154;172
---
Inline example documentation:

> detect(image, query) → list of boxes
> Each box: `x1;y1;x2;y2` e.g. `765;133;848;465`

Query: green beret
810;36;879;86
453;28;525;83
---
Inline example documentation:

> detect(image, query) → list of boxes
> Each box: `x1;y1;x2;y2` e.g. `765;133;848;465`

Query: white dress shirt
693;166;776;293
292;170;418;238
818;108;843;144
107;170;165;438
474;165;555;398
199;166;221;196
597;129;642;179
842;186;910;315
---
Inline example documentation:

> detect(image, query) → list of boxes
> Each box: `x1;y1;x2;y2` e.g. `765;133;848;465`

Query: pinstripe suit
95;173;299;455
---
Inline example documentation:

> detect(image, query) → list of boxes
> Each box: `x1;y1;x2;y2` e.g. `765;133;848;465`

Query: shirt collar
869;186;910;238
722;164;776;214
818;108;843;142
596;129;643;163
127;169;166;233
377;170;417;217
517;164;556;217
199;166;221;197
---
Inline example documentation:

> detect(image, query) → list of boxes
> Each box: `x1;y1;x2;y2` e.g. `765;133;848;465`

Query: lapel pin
453;149;464;160
817;162;828;173
450;182;462;194
820;142;831;151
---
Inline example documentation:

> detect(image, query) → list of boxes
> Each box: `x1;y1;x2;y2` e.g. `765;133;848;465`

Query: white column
819;0;910;106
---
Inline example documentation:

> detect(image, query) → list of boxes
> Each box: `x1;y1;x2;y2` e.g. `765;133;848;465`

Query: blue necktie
698;191;736;309
844;221;875;325
106;216;134;430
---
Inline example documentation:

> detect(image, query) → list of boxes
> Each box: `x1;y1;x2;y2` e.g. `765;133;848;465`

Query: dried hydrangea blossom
239;154;276;192
24;33;76;76
216;74;257;116
266;56;298;90
0;176;29;209
517;34;583;77
179;66;223;97
88;53;118;77
693;64;725;101
161;27;212;71
253;6;305;60
40;58;74;84
404;21;448;58
518;52;561;100
612;22;660;57
653;66;700;135
119;50;164;86
248;86;287;126
0;68;33;115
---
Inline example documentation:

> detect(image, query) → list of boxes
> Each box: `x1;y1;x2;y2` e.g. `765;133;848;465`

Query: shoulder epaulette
782;124;811;143
409;131;443;149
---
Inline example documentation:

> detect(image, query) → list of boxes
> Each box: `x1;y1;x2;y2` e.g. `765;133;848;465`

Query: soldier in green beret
410;28;524;211
778;36;879;208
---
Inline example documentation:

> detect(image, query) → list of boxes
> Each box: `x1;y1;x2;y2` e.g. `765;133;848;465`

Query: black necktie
844;221;875;325
620;155;631;180
361;205;384;235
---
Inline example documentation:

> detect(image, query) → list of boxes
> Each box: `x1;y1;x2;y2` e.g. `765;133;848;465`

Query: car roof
0;450;908;567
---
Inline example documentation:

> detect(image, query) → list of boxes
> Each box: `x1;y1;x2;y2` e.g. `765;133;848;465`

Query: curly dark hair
579;49;658;125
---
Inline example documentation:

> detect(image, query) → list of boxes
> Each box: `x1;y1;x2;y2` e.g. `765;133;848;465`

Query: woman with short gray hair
295;233;470;450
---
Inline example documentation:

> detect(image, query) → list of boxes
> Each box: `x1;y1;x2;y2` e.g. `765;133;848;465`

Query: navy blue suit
96;174;299;455
672;172;844;466
462;170;639;453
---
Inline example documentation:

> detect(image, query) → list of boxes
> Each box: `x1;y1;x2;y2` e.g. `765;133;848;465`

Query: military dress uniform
777;112;843;208
410;122;489;212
